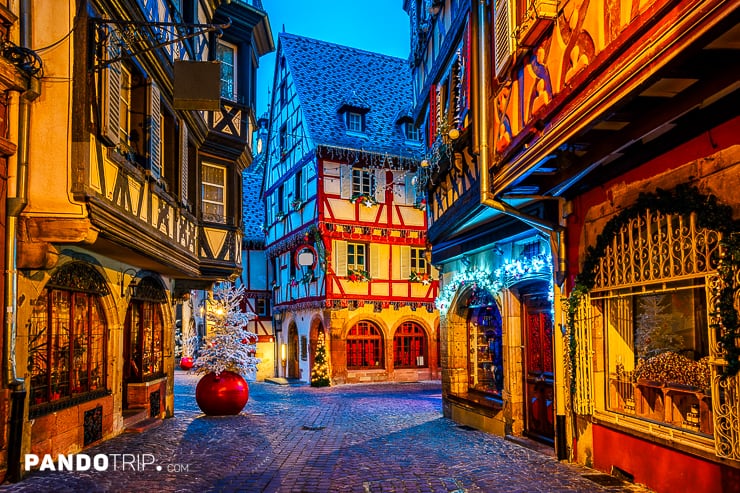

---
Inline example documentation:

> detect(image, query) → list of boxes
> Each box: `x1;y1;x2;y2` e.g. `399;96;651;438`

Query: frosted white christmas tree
192;284;260;379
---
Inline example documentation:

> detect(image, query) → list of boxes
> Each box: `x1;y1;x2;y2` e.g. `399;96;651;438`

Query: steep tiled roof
242;152;266;244
278;33;420;158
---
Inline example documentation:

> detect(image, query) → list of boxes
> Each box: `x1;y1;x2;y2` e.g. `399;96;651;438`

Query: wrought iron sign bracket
89;17;231;72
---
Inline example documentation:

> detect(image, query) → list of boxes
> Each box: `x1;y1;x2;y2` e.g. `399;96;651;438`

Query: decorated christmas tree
311;332;331;387
192;284;260;379
635;294;684;359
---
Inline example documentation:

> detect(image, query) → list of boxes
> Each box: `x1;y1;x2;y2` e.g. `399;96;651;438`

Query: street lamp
272;310;284;377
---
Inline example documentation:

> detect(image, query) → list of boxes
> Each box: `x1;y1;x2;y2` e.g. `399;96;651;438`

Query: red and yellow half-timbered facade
408;0;740;490
264;33;439;385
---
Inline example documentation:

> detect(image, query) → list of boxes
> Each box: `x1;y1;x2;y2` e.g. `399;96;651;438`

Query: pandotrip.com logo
25;453;190;473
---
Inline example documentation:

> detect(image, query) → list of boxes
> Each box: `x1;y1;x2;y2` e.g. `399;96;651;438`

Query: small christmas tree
311;332;331;387
193;284;260;379
635;294;684;359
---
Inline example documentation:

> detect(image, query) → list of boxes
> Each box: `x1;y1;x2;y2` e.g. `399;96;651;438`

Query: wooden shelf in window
610;377;712;435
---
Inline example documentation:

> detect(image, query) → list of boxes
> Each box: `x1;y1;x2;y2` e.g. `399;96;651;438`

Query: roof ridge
279;31;407;64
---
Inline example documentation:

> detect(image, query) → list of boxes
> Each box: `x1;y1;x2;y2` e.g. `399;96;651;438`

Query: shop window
28;264;109;410
393;322;427;368
125;299;165;382
468;304;503;397
202;162;227;224
605;281;712;434
347;321;384;369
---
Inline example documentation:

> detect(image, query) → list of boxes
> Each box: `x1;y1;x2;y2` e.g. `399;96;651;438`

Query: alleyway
1;373;652;493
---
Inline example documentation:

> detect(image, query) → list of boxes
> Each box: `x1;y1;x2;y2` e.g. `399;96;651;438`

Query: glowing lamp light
448;128;460;140
421;159;429;168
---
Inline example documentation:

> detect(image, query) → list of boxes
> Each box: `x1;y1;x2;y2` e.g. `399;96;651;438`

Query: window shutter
340;165;352;199
493;0;515;78
374;170;386;203
369;244;381;280
405;173;416;205
180;123;189;202
399;245;411;279
148;82;162;179
334;240;348;277
101;42;121;146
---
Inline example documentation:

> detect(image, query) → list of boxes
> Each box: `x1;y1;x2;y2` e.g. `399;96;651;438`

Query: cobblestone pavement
1;372;653;493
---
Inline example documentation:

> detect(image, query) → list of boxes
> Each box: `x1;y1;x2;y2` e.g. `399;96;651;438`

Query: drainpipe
5;0;37;481
474;0;568;460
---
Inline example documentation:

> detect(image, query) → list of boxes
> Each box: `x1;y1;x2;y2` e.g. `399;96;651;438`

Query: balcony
204;98;255;162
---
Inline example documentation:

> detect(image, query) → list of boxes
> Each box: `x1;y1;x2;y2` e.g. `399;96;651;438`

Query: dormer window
337;93;370;135
346;111;365;133
404;122;422;142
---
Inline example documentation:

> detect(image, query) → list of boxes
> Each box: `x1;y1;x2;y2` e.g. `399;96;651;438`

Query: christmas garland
565;185;740;395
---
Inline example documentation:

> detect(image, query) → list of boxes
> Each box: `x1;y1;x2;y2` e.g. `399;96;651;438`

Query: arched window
28;263;109;409
468;304;503;397
346;321;384;369
393;322;427;368
124;277;167;381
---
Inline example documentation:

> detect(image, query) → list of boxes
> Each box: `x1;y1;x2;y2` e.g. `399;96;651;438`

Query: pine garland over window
565;185;740;393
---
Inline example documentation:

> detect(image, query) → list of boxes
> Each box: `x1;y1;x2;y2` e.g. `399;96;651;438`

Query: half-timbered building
264;33;439;385
3;0;272;477
237;115;274;380
408;0;740;490
0;0;35;482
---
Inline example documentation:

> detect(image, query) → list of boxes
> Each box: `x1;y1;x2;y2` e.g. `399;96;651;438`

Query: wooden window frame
347;321;384;369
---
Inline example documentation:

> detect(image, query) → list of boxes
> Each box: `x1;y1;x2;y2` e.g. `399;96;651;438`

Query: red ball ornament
195;371;249;416
179;356;194;370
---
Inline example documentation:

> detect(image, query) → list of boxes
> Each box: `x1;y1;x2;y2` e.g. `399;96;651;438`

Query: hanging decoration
436;253;553;314
347;268;371;283
410;271;433;284
349;192;377;207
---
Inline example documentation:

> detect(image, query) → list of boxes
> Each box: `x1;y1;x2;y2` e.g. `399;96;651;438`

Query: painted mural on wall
493;0;664;155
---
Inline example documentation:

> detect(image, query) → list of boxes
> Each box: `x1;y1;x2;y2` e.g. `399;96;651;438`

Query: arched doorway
519;281;554;443
287;323;300;379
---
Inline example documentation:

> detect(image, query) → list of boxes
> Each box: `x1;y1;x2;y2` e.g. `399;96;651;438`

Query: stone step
122;407;149;429
125;417;163;434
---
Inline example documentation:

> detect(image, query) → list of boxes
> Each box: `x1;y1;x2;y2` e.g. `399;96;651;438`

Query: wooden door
524;298;555;443
288;324;300;379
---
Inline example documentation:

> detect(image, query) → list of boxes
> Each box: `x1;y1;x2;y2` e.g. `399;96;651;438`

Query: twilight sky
256;0;411;117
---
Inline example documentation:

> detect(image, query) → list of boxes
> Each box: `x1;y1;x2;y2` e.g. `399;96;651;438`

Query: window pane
202;164;227;224
346;321;384;369
606;284;711;434
31;286;108;409
217;42;236;100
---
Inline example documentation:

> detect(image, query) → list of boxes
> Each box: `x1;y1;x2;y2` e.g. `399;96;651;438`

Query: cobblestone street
1;372;652;493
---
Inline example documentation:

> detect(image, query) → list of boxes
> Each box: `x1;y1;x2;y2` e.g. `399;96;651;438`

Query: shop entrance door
523;293;555;443
288;324;300;379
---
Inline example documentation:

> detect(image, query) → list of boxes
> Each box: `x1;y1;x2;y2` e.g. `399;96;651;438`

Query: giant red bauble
195;371;249;416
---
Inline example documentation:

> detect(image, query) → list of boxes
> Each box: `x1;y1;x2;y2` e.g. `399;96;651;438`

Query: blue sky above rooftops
257;1;411;118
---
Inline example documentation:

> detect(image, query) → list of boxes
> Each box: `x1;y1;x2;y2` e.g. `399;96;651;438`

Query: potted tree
192;284;260;416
